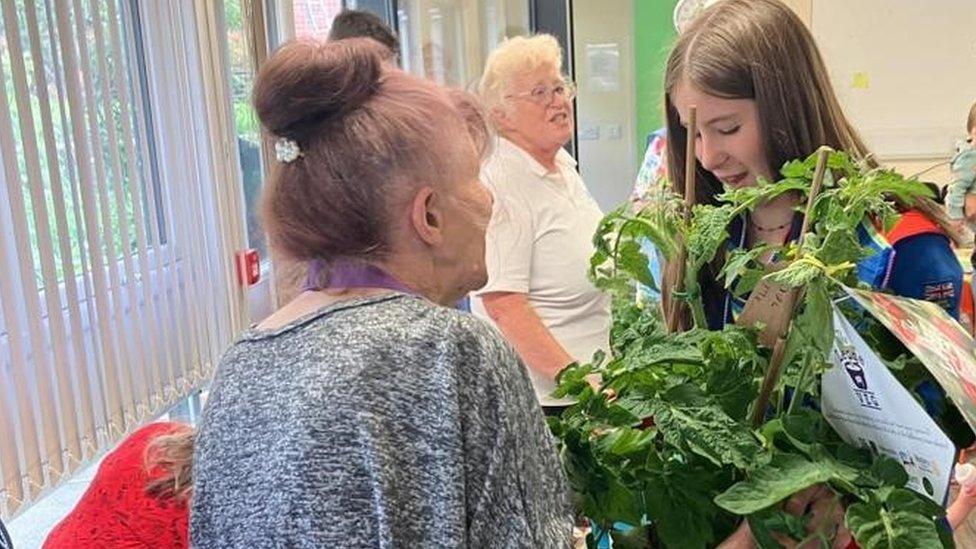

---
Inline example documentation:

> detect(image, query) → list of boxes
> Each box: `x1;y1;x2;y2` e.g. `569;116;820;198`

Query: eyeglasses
506;80;577;105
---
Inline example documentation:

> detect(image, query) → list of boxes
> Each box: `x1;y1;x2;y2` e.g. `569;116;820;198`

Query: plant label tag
736;278;798;347
843;286;976;432
822;305;955;504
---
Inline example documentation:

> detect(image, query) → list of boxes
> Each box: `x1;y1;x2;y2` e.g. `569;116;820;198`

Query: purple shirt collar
303;259;415;295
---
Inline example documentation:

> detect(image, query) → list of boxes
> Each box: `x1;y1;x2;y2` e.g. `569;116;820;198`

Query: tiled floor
6;395;202;548
7;457;103;549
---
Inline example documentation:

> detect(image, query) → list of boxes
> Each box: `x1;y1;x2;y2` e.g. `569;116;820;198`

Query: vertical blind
0;0;249;518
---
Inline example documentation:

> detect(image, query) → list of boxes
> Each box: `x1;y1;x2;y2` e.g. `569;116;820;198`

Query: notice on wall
851;71;871;90
585;43;620;92
844;287;976;431
822;305;955;503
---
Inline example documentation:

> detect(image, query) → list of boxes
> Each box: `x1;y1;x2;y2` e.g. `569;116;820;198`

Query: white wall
789;0;975;185
812;0;975;163
572;0;638;211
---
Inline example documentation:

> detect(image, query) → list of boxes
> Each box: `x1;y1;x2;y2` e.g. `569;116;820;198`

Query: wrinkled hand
777;485;851;549
584;373;619;402
716;521;755;549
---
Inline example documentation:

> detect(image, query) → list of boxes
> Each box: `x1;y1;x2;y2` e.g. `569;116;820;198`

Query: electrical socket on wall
579;124;600;140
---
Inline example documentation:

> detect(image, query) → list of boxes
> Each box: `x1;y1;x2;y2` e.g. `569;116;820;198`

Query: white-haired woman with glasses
472;34;610;414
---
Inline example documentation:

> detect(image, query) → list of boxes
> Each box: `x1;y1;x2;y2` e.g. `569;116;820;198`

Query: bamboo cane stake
750;147;830;426
666;106;697;333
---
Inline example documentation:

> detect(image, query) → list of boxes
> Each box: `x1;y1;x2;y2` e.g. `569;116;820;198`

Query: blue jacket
703;214;895;329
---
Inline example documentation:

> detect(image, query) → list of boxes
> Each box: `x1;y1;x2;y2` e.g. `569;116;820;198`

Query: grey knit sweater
190;293;573;548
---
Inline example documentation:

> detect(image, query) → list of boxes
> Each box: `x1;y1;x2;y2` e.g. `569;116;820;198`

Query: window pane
292;0;344;40
396;0;529;87
223;0;266;259
0;0;159;287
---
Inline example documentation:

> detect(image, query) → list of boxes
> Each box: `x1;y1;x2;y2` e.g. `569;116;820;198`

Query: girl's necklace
751;218;792;232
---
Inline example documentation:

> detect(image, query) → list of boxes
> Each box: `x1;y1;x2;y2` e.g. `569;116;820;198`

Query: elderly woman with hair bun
190;38;572;548
472;34;610;413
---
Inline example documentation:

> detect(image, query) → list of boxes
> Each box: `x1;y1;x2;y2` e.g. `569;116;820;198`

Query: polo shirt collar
497;136;577;178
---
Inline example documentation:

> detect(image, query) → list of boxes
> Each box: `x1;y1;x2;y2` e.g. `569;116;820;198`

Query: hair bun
253;38;384;143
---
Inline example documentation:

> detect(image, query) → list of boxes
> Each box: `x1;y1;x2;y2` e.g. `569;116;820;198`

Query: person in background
886;180;966;320
945;99;976;311
294;9;404;306
327;9;399;62
630;128;668;208
630;129;669;307
43;421;194;548
628;0;722;210
659;0;966;543
191;38;572;548
472;34;610;414
943;100;976;236
661;0;964;331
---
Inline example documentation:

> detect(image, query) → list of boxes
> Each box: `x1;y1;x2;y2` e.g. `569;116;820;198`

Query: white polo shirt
472;137;611;406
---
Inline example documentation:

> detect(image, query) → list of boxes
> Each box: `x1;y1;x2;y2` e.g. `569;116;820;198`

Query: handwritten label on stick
737;278;799;347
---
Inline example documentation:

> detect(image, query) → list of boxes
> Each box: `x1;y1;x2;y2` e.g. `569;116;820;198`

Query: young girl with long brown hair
660;0;964;331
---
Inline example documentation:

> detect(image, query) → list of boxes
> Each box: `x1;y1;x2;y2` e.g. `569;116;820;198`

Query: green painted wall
633;0;679;157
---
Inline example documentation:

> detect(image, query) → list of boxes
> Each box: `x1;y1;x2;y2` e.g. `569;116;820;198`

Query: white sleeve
477;187;534;295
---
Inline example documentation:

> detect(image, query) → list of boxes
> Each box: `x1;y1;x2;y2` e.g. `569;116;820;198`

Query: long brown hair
661;0;962;327
145;424;196;501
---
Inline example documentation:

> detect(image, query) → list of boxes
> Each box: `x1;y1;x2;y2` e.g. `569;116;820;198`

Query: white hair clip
275;137;302;163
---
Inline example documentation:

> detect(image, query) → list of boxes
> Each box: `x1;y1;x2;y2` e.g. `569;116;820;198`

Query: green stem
787;353;814;416
684;263;708;329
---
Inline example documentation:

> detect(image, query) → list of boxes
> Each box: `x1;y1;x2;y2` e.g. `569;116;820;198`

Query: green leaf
815;227;866;267
747;508;809;549
780;410;823;454
796;279;834;357
868;456;910;489
553;361;595;398
783;279;834;378
846;502;946;549
558;426;645;528
588;203;681;300
780;159;809;179
733;269;765;298
626;339;704;368
715;453;859;514
721;245;771;289
615;239;656;290
884;488;945;519
687;204;735;268
652;402;763;469
706;362;759;421
644;464;736;549
768;261;822;287
613;392;659;421
594;426;656;457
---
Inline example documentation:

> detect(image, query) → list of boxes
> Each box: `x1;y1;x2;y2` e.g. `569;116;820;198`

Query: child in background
949;462;976;534
43;421;194;548
944;101;976;236
629;128;668;208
